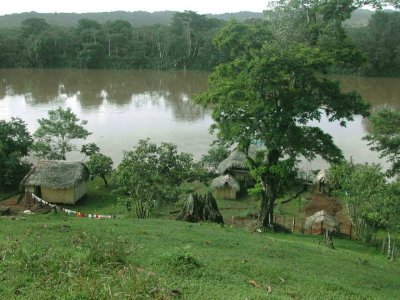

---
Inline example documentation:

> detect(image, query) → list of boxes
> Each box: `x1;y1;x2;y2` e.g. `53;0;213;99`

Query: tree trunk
325;227;335;249
259;183;276;229
258;150;280;229
176;193;224;224
101;176;108;186
108;38;111;57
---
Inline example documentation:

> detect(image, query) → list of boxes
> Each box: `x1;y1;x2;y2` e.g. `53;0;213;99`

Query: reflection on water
0;69;399;168
0;69;213;163
332;75;400;108
0;69;209;121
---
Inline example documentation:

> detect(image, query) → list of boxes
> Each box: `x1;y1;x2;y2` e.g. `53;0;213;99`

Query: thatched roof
22;160;89;189
217;150;248;175
304;210;339;229
217;145;264;175
211;174;240;191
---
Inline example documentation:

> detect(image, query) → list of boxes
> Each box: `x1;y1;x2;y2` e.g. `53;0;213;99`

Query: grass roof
217;145;264;175
211;174;240;191
304;210;339;229
217;150;248;175
22;160;89;189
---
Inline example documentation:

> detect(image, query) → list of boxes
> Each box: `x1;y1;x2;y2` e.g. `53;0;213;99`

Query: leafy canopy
198;2;370;227
33;107;91;160
329;161;400;244
86;153;113;186
363;108;400;177
200;144;229;170
81;142;100;158
112;139;196;218
0;118;32;186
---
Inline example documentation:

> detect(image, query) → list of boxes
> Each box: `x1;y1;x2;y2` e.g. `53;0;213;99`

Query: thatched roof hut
211;174;240;200
304;210;339;230
217;145;264;174
217;150;248;175
21;160;89;205
217;145;263;189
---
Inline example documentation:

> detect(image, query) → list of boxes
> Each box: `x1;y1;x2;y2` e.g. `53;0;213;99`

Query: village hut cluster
211;148;254;200
21;160;89;204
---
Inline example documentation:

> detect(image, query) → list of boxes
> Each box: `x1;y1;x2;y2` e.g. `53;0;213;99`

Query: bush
161;249;202;276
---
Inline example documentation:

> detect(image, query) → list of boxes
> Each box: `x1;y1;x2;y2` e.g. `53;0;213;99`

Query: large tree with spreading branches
197;0;380;228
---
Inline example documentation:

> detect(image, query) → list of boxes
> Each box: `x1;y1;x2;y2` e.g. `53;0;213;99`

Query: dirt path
0;195;51;215
304;193;342;217
304;193;352;235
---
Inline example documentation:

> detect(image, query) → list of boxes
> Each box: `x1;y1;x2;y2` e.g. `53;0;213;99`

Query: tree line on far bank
0;10;400;75
0;11;225;70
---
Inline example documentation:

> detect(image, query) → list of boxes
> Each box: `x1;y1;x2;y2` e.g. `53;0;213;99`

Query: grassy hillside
1;179;399;298
1;213;399;299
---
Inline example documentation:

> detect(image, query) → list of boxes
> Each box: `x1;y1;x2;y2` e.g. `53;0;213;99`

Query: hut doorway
34;186;41;198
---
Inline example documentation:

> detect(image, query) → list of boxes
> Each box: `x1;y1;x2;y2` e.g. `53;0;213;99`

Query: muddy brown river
1;69;399;170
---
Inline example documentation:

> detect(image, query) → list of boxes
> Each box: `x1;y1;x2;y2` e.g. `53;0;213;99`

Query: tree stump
0;206;11;216
176;193;224;224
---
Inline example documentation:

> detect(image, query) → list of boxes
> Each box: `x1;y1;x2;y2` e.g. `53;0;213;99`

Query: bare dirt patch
304;193;342;217
0;195;51;215
304;193;352;235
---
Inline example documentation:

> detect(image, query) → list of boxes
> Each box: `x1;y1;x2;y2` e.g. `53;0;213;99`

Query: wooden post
381;238;386;255
349;223;353;240
320;221;324;235
292;217;296;233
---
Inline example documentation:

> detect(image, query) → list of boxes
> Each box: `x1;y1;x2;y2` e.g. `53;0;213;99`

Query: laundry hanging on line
32;194;116;219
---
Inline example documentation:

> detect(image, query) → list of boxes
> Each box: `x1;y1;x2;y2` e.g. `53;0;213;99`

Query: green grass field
1;214;399;299
1;179;399;299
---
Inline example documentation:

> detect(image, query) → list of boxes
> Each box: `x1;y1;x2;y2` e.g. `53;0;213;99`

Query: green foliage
21;18;50;37
364;108;400;177
348;11;400;75
161;248;202;276
0;118;32;187
200;143;229;170
0;8;399;75
33;107;91;160
113;139;196;218
86;153;113;186
80;142;100;157
198;6;369;226
329;161;400;244
0;12;226;70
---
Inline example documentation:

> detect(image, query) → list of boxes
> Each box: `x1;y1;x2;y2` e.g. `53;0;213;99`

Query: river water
1;69;399;170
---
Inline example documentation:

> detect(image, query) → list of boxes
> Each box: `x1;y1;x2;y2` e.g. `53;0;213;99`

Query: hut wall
41;187;75;204
232;169;252;188
74;181;87;202
213;187;237;200
24;186;35;204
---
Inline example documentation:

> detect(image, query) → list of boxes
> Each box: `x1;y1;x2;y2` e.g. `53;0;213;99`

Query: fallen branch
275;184;308;206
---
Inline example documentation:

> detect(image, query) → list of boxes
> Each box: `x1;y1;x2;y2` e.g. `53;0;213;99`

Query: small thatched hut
211;174;240;200
217;148;258;188
304;210;339;230
21;160;89;204
217;150;248;176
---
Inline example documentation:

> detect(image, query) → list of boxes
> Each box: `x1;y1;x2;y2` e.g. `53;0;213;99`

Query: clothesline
32;194;116;219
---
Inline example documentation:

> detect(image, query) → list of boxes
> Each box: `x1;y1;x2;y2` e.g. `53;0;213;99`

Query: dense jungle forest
0;9;399;75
